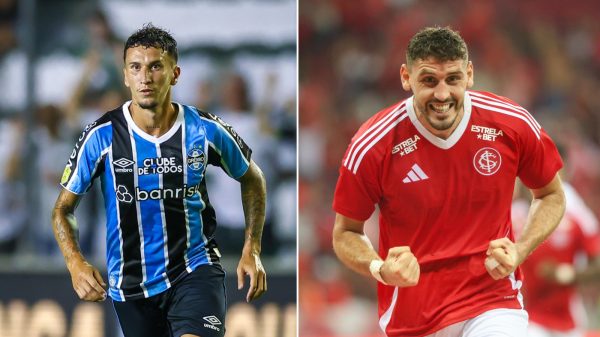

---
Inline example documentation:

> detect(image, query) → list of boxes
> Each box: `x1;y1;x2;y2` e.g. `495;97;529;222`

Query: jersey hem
382;302;524;337
59;184;86;196
332;204;372;222
109;260;221;302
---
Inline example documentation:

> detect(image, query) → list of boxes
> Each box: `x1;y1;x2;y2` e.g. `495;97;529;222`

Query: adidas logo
402;164;429;183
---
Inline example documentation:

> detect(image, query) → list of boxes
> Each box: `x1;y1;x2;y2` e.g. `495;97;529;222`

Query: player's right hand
381;246;420;287
67;259;107;302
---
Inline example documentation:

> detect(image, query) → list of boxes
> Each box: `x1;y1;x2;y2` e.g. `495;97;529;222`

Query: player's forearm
332;226;380;277
516;186;565;264
240;162;266;254
52;205;85;269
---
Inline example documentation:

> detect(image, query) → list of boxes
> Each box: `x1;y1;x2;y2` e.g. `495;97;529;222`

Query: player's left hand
485;238;521;280
237;251;267;302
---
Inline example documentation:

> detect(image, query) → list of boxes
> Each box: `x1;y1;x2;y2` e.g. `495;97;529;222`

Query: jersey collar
406;91;472;150
122;101;184;143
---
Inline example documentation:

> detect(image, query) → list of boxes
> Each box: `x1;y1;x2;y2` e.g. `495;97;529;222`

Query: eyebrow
417;69;463;77
127;60;163;66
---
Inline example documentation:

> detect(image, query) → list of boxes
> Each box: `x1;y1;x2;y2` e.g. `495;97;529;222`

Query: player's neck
129;101;178;137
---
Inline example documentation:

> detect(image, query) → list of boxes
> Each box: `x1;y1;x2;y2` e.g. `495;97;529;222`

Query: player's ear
400;64;411;91
466;61;474;88
171;66;181;86
123;68;130;88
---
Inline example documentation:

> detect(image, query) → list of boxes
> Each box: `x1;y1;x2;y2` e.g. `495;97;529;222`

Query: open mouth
429;102;453;114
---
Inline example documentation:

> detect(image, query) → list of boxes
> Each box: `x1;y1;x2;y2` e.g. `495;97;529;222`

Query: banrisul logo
187;145;206;171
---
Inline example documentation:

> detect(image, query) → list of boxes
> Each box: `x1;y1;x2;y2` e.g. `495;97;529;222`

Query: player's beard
137;100;159;110
135;96;159;110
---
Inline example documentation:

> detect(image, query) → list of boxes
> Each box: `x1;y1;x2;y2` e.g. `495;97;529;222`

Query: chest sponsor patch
473;147;501;176
138;157;183;175
471;125;503;142
392;135;420;156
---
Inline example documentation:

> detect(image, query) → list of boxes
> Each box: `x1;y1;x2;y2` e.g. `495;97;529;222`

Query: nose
433;82;450;102
140;68;152;84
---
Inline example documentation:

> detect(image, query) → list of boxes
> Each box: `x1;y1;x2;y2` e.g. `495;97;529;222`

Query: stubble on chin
421;105;459;131
134;100;158;110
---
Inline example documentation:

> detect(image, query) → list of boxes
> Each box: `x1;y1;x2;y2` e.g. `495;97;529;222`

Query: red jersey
514;183;600;331
333;91;563;336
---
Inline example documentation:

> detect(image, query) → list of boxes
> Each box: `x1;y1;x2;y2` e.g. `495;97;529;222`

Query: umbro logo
402;164;429;183
203;316;222;325
113;158;134;168
113;158;135;174
203;315;222;332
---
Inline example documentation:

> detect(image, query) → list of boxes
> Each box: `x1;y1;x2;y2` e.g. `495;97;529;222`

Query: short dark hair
123;23;178;63
406;26;468;67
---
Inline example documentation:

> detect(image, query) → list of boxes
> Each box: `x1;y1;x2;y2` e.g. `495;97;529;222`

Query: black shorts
113;264;227;337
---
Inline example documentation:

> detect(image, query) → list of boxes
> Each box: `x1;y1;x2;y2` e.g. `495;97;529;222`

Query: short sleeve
517;127;563;189
60;122;110;194
202;112;252;179
333;148;382;222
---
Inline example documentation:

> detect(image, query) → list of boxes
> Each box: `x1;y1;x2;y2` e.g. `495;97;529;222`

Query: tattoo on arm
240;162;267;253
52;191;83;266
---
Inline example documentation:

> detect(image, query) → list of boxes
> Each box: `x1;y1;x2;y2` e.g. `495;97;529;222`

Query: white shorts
426;308;528;337
528;321;584;337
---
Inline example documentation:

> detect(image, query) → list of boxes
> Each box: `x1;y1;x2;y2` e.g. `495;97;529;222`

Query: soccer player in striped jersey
52;24;267;337
332;26;566;336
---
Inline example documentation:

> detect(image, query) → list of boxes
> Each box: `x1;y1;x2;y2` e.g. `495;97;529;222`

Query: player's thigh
113;297;170;337
462;308;528;337
167;264;227;337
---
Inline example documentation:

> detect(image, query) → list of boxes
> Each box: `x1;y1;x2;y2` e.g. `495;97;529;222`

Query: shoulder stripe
63;121;112;189
75;122;112;163
200;116;251;164
344;102;406;171
346;112;408;174
469;91;540;129
471;101;541;139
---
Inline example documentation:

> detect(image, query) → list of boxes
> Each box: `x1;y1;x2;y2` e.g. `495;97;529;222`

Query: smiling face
123;46;180;111
400;57;473;138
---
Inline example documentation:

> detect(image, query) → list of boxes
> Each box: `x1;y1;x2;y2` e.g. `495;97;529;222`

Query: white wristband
369;260;387;285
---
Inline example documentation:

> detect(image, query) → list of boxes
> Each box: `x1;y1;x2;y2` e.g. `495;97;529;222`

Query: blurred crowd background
0;0;296;274
299;0;600;336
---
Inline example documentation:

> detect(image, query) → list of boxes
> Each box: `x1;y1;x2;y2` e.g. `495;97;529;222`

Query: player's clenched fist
381;246;420;287
485;238;520;280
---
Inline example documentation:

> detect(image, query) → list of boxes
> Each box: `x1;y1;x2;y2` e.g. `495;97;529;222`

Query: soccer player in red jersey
332;26;566;337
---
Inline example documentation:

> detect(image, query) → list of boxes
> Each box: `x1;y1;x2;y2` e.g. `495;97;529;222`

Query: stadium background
299;0;600;336
0;0;296;336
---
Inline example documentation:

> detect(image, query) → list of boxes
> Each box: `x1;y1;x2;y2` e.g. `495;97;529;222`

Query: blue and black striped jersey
60;101;251;301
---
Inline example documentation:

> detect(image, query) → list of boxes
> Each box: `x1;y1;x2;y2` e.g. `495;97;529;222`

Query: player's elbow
240;160;266;186
332;225;343;257
553;187;566;226
331;221;352;260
